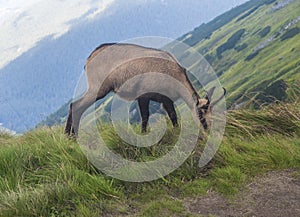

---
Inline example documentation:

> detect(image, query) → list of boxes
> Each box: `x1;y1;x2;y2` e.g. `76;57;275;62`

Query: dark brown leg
64;103;73;135
162;98;178;127
138;98;150;133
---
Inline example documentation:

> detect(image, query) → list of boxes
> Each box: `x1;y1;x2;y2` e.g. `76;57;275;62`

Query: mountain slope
184;0;300;107
178;0;276;46
40;0;300;127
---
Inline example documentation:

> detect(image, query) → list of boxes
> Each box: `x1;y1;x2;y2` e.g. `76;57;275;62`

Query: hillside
40;0;300;127
1;98;299;216
181;0;300;107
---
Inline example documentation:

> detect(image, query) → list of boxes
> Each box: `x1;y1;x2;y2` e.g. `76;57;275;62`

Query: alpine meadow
1;0;300;216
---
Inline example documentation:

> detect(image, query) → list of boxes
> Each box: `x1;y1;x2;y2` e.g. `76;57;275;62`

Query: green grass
140;198;186;217
1;98;300;216
0;128;124;217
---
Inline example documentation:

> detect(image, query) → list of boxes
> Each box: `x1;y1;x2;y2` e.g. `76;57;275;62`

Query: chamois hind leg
162;98;178;128
137;97;150;133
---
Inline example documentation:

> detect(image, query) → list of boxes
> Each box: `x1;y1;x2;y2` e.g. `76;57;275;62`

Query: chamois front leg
64;103;73;136
138;97;150;133
69;89;108;137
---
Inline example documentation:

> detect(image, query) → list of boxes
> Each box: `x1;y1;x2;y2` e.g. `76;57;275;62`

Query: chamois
65;43;226;136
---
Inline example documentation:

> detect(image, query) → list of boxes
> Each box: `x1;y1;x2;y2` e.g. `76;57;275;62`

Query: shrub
217;29;246;58
234;43;248;51
245;50;260;61
281;27;300;41
236;6;259;22
258;26;271;38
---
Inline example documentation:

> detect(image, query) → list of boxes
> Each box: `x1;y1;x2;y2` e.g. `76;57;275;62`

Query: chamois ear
204;86;216;104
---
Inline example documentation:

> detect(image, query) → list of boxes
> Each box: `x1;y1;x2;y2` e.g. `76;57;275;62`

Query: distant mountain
0;0;248;133
40;0;300;128
0;123;16;135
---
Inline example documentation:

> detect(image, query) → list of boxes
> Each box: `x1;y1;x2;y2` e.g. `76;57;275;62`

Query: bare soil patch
185;169;300;217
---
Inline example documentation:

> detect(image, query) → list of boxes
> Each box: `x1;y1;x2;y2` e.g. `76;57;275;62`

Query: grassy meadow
0;97;299;216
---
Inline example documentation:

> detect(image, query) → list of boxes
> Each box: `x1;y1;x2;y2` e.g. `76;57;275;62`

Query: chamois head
195;87;226;130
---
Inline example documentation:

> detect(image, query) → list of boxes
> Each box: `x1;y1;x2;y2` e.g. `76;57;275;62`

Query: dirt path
184;169;300;217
